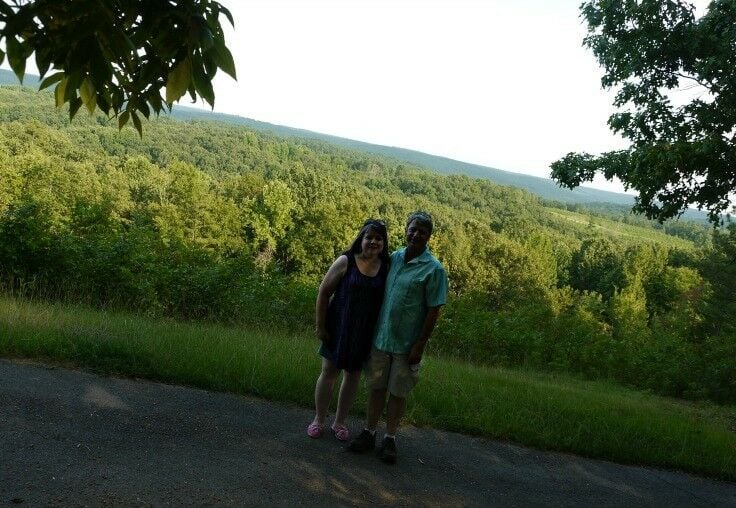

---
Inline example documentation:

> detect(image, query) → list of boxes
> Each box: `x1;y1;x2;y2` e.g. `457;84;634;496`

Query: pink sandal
307;422;324;438
331;423;350;442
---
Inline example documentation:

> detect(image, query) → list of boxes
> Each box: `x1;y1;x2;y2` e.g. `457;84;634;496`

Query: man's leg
379;355;417;464
378;394;405;464
385;394;406;436
347;388;385;452
347;348;390;453
367;388;387;431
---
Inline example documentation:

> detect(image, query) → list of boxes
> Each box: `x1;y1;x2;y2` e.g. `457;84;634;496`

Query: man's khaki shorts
365;346;420;398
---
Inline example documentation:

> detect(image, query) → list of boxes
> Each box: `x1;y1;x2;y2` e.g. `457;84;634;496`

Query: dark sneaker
379;436;397;464
347;429;376;453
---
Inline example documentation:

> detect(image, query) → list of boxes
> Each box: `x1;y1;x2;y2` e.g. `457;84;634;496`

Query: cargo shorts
365;346;420;398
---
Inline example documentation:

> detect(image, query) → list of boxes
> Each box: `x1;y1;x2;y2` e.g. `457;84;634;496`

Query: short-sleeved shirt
373;247;448;354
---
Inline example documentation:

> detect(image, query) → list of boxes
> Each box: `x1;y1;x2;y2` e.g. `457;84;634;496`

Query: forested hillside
170;105;642;207
0;67;712;220
0;85;734;403
169;105;715;223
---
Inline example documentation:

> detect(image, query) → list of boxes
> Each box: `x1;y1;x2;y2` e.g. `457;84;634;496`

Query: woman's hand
315;326;330;343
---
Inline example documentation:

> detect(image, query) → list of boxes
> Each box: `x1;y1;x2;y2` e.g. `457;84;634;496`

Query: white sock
384;434;396;440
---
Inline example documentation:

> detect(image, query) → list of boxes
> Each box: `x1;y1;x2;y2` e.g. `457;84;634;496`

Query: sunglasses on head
363;219;386;227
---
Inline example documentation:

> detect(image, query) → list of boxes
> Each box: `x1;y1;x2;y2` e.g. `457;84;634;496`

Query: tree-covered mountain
169;105;636;204
0;68;40;87
0;68;710;221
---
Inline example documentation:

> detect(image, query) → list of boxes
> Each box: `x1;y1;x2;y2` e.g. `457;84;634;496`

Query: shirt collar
399;247;432;264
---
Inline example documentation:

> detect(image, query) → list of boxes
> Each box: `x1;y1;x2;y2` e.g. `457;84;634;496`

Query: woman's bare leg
334;370;362;425
313;358;338;424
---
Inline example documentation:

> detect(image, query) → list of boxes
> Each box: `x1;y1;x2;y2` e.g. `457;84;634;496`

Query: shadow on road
1;359;734;506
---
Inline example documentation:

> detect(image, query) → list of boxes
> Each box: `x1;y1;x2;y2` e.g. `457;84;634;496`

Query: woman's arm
315;255;349;342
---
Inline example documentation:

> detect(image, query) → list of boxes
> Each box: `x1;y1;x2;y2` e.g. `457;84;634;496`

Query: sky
2;0;711;195
200;0;636;192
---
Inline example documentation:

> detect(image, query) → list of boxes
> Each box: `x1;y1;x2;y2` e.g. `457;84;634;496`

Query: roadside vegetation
1;295;734;480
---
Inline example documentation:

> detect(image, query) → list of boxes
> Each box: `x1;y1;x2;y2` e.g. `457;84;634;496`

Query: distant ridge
0;69;709;221
168;104;637;207
0;69;40;87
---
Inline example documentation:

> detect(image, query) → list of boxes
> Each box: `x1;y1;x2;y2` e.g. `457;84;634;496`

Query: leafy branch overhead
551;0;736;224
0;0;237;136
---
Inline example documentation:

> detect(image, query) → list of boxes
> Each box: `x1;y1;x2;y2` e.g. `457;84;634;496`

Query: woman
308;219;390;441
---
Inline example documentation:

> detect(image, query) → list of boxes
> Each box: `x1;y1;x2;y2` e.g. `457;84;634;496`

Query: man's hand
407;306;442;366
408;341;425;366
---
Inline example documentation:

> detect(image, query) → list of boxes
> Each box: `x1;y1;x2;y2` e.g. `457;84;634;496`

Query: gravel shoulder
2;359;735;507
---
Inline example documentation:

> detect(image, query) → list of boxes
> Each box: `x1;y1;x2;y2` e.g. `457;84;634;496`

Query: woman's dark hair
344;219;390;263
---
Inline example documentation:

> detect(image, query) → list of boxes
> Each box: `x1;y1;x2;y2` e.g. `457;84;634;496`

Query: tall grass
1;295;734;480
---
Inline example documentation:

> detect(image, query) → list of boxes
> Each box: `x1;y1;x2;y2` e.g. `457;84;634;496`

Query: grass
1;295;735;480
544;208;696;249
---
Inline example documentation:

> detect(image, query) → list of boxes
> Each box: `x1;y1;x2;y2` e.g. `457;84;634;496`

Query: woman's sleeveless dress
319;254;388;372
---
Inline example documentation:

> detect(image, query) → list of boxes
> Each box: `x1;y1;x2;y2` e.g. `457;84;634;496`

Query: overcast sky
202;0;638;192
4;0;710;194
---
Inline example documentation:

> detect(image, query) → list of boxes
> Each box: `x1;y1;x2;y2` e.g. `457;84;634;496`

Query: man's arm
407;305;442;365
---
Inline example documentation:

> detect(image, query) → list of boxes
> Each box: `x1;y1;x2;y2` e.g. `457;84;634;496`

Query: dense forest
0;70;714;221
1;85;734;403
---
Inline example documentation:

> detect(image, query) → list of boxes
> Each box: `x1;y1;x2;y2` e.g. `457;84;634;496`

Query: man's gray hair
406;211;434;234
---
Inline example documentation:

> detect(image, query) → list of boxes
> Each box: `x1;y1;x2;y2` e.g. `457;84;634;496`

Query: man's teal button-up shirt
373;247;448;354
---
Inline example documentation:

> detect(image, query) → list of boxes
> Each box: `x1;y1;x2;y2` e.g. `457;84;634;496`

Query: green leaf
148;93;163;115
55;78;68;108
64;72;82;102
80;77;97;114
6;37;26;83
166;57;192;103
68;97;83;121
90;50;113;85
212;41;236;80
0;49;5;67
97;90;111;116
203;52;217;79
121;31;137;52
131;110;143;137
110;89;124;113
192;60;215;108
118;110;130;130
39;72;65;90
219;4;235;27
107;32;127;56
199;27;215;51
35;47;51;78
138;100;151;119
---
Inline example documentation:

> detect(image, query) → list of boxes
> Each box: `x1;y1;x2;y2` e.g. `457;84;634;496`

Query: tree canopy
551;0;736;224
0;0;236;135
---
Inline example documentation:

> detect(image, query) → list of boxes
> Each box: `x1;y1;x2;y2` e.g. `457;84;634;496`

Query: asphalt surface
1;359;735;507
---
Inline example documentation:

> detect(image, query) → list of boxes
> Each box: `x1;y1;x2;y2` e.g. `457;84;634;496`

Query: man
348;211;448;464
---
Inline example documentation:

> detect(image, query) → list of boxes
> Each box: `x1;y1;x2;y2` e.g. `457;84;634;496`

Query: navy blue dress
319;254;388;372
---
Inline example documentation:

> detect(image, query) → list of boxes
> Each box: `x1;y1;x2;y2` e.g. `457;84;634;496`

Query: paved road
2;359;735;507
